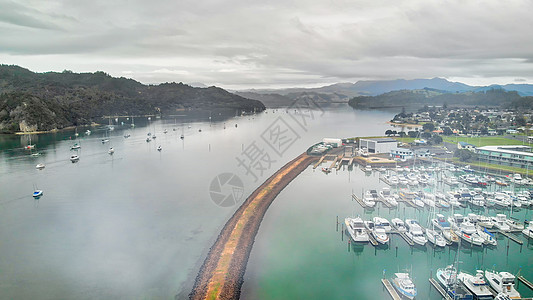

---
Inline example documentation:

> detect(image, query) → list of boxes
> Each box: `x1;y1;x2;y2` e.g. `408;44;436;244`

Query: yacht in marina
373;217;392;233
458;270;493;300
448;214;465;230
456;221;484;246
391;218;407;232
371;227;389;244
436;265;473;300
426;228;447;247
523;222;533;238
405;219;427;246
391;273;417;300
378;188;398;207
476;225;497;246
362;191;376;207
506;219;524;231
492;214;511;232
432;214;451;231
484;270;521;299
344;217;369;242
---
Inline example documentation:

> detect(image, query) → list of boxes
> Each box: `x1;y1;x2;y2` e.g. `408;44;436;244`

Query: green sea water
241;166;533;299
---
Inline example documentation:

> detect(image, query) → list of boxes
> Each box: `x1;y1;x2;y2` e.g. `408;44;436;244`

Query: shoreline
386;121;422;127
12;123;100;135
189;153;318;300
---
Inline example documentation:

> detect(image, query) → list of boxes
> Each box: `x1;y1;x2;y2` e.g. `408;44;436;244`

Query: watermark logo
209;173;245;207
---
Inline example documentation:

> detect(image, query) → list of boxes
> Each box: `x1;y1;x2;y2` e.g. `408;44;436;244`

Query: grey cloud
1;0;533;88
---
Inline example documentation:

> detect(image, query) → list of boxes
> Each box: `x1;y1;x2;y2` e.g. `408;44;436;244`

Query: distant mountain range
0;65;265;133
235;78;533;107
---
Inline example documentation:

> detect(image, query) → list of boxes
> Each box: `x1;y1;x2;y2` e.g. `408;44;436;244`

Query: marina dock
518;275;533;290
429;278;453;300
366;229;379;246
352;194;368;208
500;231;524;245
381;279;401;300
312;155;326;169
390;224;415;246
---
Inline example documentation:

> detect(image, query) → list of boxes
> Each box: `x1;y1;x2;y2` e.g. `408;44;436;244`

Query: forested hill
348;88;524;109
0;65;265;133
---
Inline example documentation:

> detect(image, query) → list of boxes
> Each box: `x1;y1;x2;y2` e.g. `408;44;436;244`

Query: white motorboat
412;197;425;208
432;214;451;231
372;227;389;244
70;143;81;150
456;221;484;246
321;167;331;173
436;265;473;300
391;273;417;300
35;163;45;169
493;193;511;207
405;219;427;246
426;228;447;247
146;137;151;142
484;270;521;299
101;138;109;144
32;189;43;198
458;270;493;300
391;218;407;232
506;219;524;231
157;145;162;151
85;129;91;135
441;229;460;244
344;217;369;242
476;225;497;246
470;194;485;207
70;154;79;162
378;188;398;207
468;214;494;229
362;191;376;207
448;213;465;230
373;217;392;233
108;147;115;154
523;223;533;238
492;214;511;232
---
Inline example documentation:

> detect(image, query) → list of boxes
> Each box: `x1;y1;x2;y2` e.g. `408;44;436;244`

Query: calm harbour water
0;105;398;299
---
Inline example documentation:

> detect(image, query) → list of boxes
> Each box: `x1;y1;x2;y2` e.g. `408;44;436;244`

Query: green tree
422;122;435;132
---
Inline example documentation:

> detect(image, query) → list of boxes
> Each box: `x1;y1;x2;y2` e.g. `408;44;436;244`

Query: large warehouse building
359;138;398;154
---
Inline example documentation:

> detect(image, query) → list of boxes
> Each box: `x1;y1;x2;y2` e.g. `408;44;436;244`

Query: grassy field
442;135;528;147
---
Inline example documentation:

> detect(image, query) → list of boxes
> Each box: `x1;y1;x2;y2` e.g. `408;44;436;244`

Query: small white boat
101;139;109;144
436;265;473;299
70;154;79;162
523;223;533;238
35;163;45;169
362;191;376;207
321;167;331;173
373;217;392;233
391;273;417;300
108;147;115;154
364;165;372;172
391;218;407;232
426;228;446;247
485;270;521;299
32;190;43;198
456;221;484;246
146;137;151;142
477;225;497;246
157;145;162;151
344;217;369;242
85;130;91;135
70;143;81;150
163;129;168;134
492;214;511;232
441;229;460;244
372;227;389;244
458;270;493;299
506;219;524;231
405;219;427;246
123;133;131;138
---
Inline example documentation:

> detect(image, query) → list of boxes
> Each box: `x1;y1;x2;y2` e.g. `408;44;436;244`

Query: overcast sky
1;0;532;89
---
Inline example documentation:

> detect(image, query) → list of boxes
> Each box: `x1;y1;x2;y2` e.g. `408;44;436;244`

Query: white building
323;138;342;148
359;138;398;154
391;148;414;159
